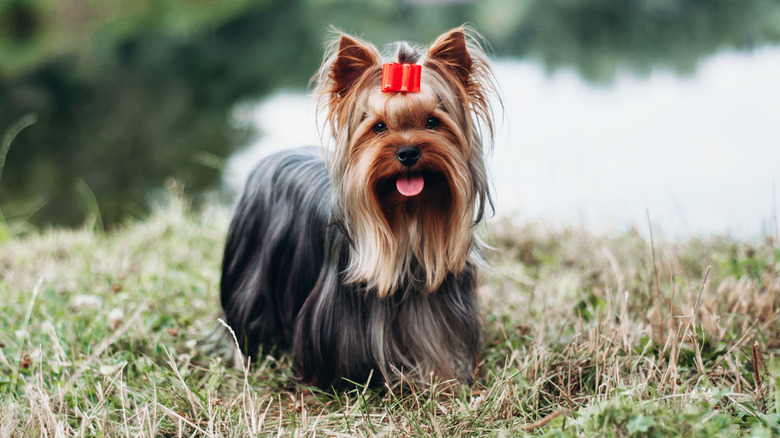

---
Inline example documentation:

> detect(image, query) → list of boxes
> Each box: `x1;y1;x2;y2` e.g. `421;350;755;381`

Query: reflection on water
228;48;780;239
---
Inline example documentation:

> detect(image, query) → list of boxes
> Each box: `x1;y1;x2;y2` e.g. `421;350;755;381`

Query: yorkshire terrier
220;27;497;388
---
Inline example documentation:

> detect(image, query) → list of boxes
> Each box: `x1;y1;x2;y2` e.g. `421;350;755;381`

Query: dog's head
315;28;497;296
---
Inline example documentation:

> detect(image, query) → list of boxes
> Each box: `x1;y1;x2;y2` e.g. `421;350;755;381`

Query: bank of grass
0;198;778;436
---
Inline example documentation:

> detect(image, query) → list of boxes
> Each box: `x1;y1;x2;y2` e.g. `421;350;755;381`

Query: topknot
392;42;421;65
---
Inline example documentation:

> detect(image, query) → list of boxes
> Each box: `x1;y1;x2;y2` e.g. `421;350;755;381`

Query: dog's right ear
330;35;379;96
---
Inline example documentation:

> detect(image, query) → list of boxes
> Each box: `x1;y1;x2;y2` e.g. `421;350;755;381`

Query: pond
2;0;780;239
227;48;780;240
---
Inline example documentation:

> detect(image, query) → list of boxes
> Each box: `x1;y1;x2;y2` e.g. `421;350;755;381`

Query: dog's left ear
330;35;379;96
425;28;473;86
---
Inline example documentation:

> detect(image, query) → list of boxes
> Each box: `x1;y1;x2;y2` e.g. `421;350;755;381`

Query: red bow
381;63;421;93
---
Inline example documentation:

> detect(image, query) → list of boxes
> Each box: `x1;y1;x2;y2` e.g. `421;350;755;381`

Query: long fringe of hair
312;27;498;295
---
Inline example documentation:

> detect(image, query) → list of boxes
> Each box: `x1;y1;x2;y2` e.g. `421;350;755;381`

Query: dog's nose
396;146;420;167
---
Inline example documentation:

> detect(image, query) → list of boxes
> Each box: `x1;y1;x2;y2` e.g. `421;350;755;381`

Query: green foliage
573;290;607;322
5;0;780;80
0;0;266;77
770;358;780;416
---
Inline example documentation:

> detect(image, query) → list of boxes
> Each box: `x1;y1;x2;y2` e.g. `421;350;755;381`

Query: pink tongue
396;175;424;197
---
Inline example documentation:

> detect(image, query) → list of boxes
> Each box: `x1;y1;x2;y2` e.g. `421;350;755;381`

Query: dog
220;27;497;388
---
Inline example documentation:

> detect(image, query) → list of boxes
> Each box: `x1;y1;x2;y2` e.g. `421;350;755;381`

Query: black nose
396;146;420;167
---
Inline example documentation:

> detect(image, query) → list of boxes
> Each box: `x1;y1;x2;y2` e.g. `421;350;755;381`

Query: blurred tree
1;1;321;227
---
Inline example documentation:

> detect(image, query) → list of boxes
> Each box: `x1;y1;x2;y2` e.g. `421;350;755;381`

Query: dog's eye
372;122;388;134
425;116;440;130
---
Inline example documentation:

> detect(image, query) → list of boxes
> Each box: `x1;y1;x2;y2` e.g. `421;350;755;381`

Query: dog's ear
425;28;473;86
330;35;379;96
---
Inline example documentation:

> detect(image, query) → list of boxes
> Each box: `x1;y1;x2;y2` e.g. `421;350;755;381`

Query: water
228;48;780;240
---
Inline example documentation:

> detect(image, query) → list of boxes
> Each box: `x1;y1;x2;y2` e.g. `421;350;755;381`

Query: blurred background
1;0;779;239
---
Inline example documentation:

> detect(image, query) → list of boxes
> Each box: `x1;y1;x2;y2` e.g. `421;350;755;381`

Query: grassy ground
1;197;778;437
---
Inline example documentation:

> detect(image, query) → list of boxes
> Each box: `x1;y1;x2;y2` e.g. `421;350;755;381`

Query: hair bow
381;63;421;93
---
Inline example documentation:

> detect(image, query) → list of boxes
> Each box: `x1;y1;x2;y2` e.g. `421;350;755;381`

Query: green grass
1;197;778;436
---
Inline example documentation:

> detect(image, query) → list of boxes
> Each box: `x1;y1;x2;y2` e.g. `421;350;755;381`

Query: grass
0;196;778;436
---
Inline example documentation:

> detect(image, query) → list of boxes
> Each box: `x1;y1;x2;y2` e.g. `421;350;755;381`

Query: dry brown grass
0;203;778;436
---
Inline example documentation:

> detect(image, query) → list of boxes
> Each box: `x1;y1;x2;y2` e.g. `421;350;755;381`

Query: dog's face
316;28;496;296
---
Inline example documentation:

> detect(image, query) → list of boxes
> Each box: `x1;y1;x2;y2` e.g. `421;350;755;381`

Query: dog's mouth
375;171;448;201
396;174;425;197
